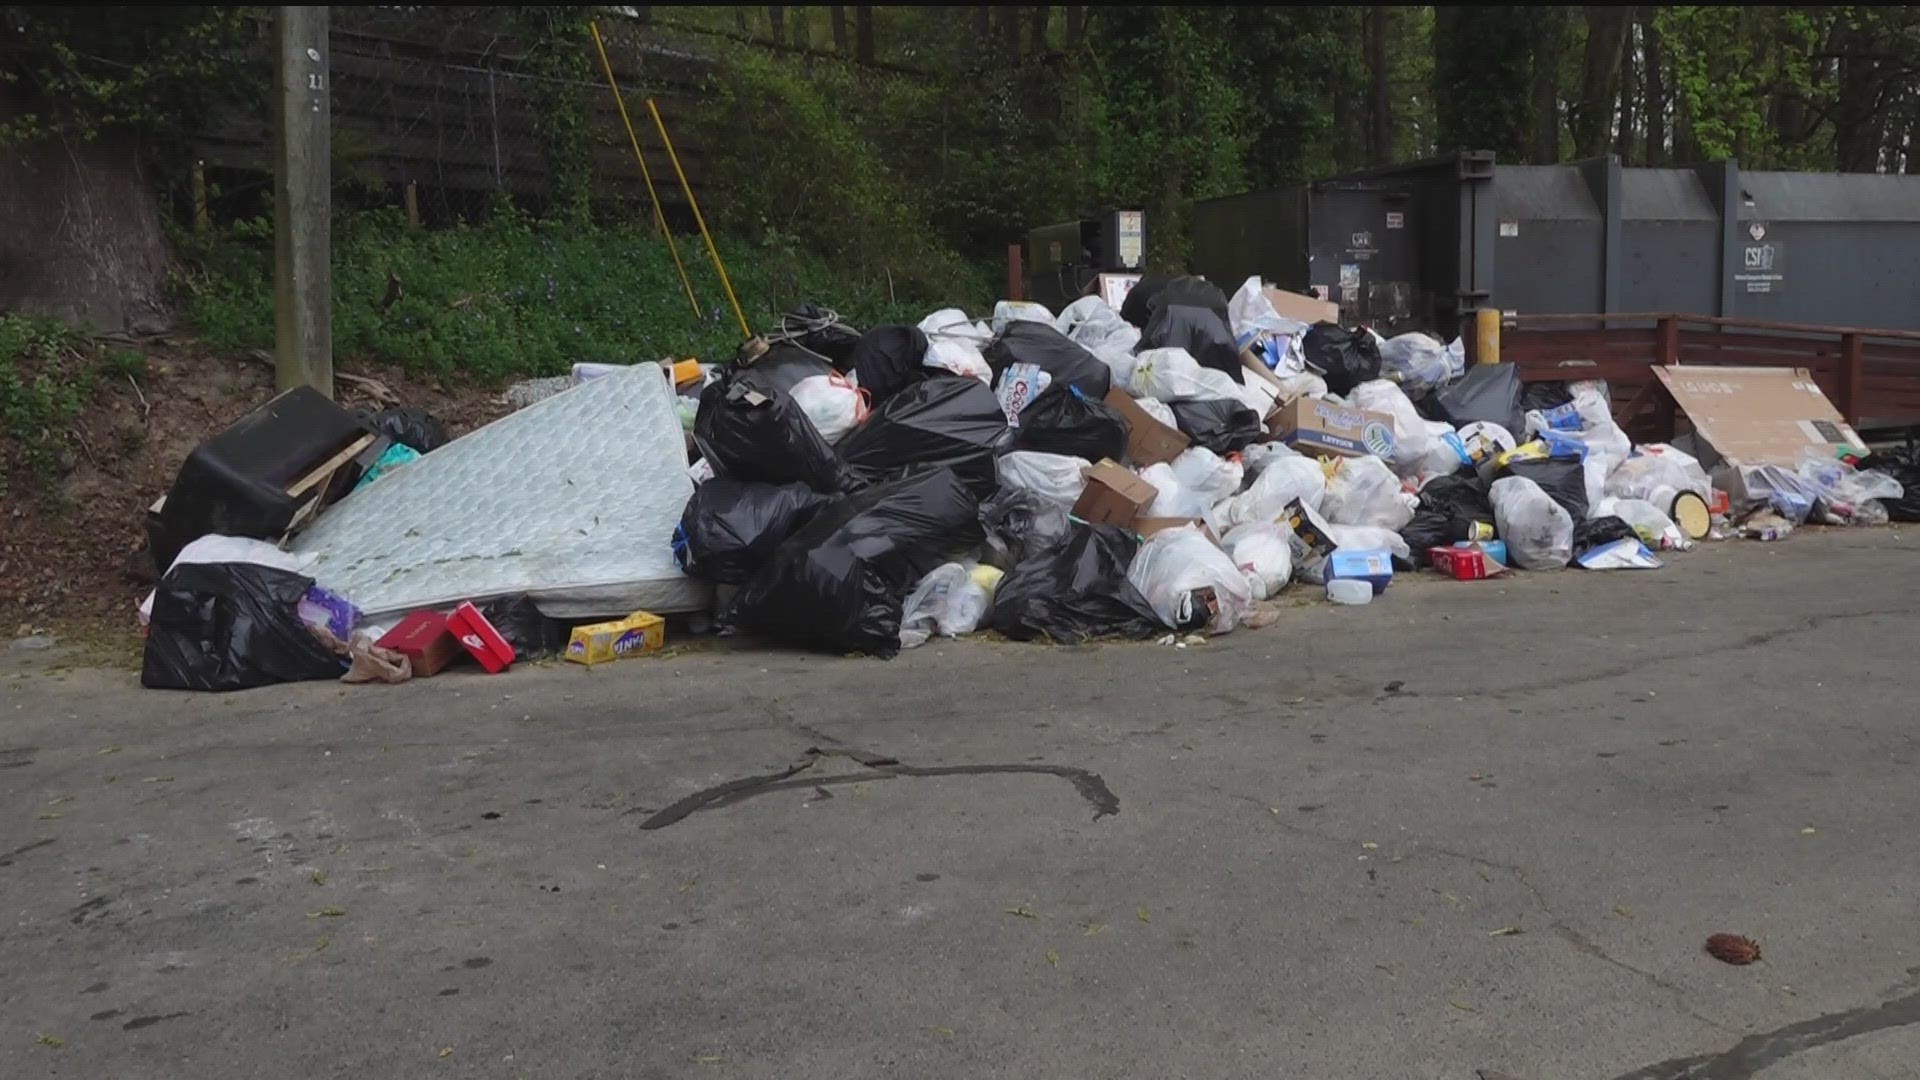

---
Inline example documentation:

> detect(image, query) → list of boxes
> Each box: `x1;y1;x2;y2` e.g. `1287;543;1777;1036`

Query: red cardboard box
1428;546;1504;581
374;611;464;676
447;602;516;673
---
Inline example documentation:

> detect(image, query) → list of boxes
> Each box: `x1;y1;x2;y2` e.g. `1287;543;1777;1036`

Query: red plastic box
446;601;516;673
1429;546;1503;581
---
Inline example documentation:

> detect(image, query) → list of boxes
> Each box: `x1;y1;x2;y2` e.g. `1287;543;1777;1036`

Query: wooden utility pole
274;5;332;397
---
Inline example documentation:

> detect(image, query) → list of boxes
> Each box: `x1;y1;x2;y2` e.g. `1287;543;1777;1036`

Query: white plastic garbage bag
992;300;1054;335
923;339;992;383
1092;341;1139;391
1170;447;1246;506
1130;347;1240;402
1417;423;1471;478
1220;453;1327;527
1445;337;1468;380
1320;455;1414;531
1594;496;1690;550
1234;372;1280;419
899;562;990;649
789;373;867;443
996;451;1091;513
919;307;993;347
1605;444;1713;503
1139;462;1212;520
1239;442;1295;479
1379;332;1452;399
1352;379;1432;476
1490;475;1573;569
1223;521;1294;600
1056;296;1140;355
1127;525;1254;634
1326;524;1412;563
1227;276;1308;345
1272;371;1326;401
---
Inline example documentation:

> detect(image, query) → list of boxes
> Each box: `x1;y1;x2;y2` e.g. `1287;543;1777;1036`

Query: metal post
1007;243;1024;302
274;6;332;397
1473;307;1501;364
1840;333;1864;423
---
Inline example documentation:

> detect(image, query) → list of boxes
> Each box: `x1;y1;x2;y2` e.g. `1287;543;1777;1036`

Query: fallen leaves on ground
1004;905;1037;919
1705;933;1762;965
1046;949;1059;967
306;906;347;919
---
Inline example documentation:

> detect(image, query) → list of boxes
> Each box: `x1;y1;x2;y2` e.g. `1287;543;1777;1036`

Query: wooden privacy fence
1485;313;1920;444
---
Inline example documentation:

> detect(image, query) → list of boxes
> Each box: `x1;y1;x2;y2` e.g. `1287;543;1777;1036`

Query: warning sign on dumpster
1654;365;1862;468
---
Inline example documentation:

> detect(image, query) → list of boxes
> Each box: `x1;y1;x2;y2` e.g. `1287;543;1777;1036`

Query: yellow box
565;611;665;665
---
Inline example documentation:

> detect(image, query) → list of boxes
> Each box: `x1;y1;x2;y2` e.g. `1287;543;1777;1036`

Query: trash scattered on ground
1705;933;1762;965
123;286;1908;689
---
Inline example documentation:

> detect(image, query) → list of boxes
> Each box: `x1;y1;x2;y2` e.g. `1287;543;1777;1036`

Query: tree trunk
1833;20;1885;172
1616;22;1638;162
735;7;749;34
974;7;990;38
1673;92;1698;162
1571;6;1633;159
830;6;848;53
1642;11;1666;165
1529;7;1568;164
1030;6;1051;54
855;5;874;62
996;7;1021;55
1066;5;1085;46
789;6;810;48
767;6;786;47
1367;8;1393;165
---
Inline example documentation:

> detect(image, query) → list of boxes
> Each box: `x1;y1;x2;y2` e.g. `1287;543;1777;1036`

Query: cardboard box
375;610;463;677
447;601;516;673
1266;397;1399;459
566;610;666;665
1103;387;1190;466
1262;285;1340;327
1133;518;1222;546
1429;546;1505;580
1654;366;1865;470
1072;460;1158;527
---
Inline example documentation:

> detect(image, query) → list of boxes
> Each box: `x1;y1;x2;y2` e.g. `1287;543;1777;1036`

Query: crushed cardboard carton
1262;286;1340;327
1073;460;1158;527
1104;387;1190;467
1655;366;1864;469
1266;397;1398;459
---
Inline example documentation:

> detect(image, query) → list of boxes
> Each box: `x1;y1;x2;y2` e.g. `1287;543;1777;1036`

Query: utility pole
274;6;333;397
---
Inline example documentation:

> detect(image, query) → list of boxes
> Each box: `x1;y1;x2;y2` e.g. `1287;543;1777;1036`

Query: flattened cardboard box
1103;387;1190;466
1654;366;1865;469
1262;286;1340;327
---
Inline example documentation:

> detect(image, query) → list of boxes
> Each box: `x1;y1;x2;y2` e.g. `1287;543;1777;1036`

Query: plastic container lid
1326;578;1374;605
1670;491;1712;540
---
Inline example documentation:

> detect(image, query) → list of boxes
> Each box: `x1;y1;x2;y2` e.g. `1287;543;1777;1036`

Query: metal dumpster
1190;154;1920;337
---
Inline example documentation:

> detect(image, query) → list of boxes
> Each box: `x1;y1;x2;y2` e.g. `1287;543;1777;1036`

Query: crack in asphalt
632;746;1119;830
1610;982;1920;1079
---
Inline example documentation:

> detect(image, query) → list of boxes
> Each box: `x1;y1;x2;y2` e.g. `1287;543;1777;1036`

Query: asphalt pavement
4;527;1919;1079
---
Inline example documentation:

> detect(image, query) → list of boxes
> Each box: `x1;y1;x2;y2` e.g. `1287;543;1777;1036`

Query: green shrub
176;208;990;382
0;315;96;484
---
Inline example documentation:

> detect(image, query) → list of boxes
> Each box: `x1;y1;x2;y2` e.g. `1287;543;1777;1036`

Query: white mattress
291;366;707;620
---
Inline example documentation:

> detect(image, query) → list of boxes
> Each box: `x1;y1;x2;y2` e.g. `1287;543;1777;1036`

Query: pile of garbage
134;275;1913;689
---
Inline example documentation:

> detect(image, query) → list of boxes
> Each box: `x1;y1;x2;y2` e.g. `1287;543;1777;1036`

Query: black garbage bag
1496;456;1589;520
1399;476;1499;566
1301;322;1381;396
1431;361;1525;435
730;468;985;658
984;321;1111;398
774;302;863;366
1167;398;1265;454
692;372;850;493
1009;384;1129;461
987;523;1162;644
1141;304;1244;383
1519;379;1575;414
357;406;450;454
1573;515;1639;559
142;562;344;691
479;594;570;661
1121;274;1230;330
840;325;929;406
978;487;1071;571
1859;446;1920;521
836;376;1009;496
673;478;838;585
733;343;837;397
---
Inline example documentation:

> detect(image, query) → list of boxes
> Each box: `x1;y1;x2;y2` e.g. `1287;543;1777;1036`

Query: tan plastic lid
1670;491;1712;540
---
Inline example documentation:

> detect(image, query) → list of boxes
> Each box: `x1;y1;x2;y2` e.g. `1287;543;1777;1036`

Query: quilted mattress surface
291;366;706;620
